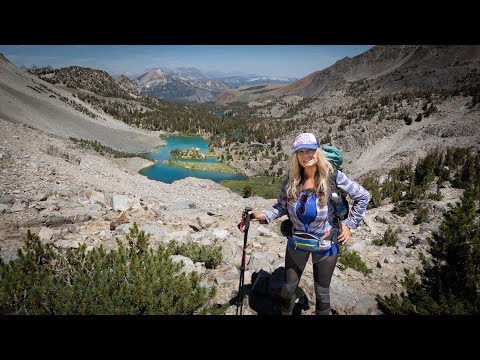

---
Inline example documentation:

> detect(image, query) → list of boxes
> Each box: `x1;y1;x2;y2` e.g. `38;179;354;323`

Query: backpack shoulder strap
329;168;348;227
330;168;348;196
329;168;339;198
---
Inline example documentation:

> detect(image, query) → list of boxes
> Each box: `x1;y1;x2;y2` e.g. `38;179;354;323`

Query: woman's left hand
337;224;351;245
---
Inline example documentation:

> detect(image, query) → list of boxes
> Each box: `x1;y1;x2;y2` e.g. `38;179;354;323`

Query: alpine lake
139;135;246;184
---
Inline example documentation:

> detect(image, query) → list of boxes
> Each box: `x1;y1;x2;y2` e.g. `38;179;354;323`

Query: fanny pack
291;231;333;252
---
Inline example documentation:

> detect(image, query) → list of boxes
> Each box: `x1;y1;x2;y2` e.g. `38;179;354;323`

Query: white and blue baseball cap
292;133;320;154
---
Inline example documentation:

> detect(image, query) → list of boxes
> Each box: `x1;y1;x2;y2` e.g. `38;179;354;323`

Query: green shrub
428;187;443;201
414;149;442;187
69;137;149;160
243;185;253;198
361;176;382;209
423;103;437;117
456;150;479;191
414;207;429;225
372;226;397;246
168;241;223;269
221;175;283;200
392;199;418;216
321;134;332;145
0;224;219;315
338;248;372;275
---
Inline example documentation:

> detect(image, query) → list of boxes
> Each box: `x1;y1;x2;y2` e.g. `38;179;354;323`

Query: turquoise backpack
322;145;343;170
322;145;349;223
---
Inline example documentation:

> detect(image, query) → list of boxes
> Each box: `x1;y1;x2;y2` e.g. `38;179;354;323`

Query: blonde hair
286;148;333;205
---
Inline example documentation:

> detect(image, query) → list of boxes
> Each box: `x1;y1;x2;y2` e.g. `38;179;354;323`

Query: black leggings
282;245;338;315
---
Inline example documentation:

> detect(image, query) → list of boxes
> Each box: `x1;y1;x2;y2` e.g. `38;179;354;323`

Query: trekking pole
236;207;252;315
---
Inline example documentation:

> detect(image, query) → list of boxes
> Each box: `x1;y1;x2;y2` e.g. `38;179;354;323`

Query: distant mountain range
219;75;296;88
22;64;296;103
21;64;53;72
113;67;297;86
134;69;230;103
19;45;480;106
129;67;296;103
107;67;297;103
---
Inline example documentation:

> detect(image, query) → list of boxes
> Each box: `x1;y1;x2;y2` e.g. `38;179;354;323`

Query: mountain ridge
23;62;297;103
0;57;160;153
268;45;480;99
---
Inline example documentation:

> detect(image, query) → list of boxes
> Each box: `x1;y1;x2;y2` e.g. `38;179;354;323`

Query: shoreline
163;160;238;174
110;157;155;175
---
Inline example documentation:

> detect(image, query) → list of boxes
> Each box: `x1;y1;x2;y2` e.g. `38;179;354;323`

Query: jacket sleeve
261;176;289;224
336;170;370;229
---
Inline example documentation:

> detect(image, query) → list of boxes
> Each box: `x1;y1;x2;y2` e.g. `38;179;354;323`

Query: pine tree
377;191;480;314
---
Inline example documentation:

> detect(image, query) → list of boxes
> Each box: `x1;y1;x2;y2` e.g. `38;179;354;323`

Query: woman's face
296;148;317;169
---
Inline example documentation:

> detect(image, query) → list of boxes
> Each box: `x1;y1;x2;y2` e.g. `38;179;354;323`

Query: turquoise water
139;135;246;184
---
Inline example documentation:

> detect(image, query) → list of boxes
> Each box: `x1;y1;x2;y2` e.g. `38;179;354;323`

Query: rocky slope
0;55;160;153
215;83;286;105
1;115;464;315
116;75;142;98
32;66;135;99
273;45;480;98
341;96;480;179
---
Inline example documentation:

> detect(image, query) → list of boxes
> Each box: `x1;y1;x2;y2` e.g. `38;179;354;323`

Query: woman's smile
298;150;316;167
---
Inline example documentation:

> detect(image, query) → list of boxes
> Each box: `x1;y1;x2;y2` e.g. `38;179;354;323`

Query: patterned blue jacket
262;170;370;237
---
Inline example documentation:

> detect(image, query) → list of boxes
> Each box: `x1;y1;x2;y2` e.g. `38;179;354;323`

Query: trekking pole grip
244;207;252;231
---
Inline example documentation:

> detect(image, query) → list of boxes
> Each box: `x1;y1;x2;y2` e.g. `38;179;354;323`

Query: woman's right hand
249;210;266;223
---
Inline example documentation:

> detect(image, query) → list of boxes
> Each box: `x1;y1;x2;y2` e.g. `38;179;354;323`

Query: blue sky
0;45;374;79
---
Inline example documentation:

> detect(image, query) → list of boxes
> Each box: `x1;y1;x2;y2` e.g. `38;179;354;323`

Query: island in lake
165;147;237;174
169;147;206;160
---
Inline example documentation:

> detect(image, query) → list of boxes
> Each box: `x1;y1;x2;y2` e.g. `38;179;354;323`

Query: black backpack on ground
248;267;308;315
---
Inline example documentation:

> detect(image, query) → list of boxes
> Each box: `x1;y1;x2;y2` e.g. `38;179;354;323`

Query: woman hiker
249;133;370;315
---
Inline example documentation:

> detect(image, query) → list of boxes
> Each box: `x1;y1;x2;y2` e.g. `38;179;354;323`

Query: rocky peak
34;65;134;99
116;75;141;96
136;69;171;86
0;53;11;64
